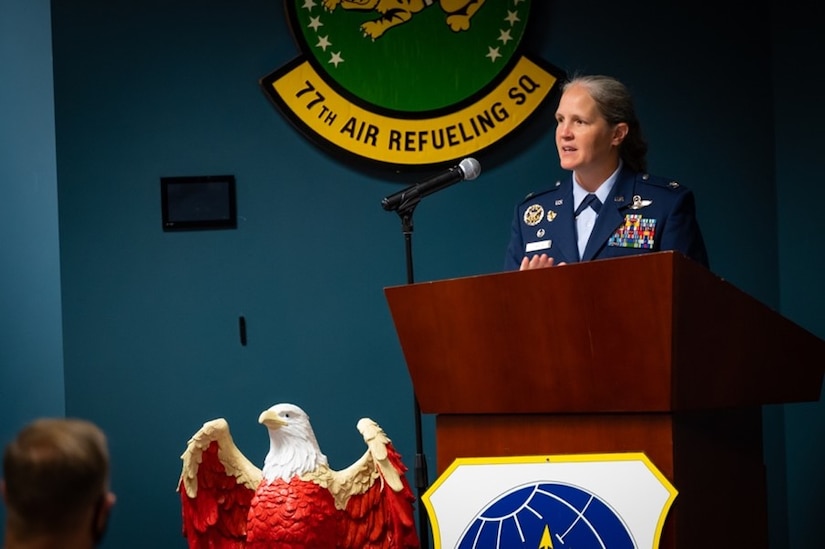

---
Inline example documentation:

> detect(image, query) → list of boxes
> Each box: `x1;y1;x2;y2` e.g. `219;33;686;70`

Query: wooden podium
384;251;824;548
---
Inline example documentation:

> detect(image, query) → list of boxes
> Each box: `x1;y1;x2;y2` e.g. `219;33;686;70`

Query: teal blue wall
2;1;822;547
771;12;825;549
0;0;65;532
0;0;65;473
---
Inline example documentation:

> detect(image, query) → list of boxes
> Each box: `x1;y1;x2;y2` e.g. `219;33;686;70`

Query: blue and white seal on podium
423;453;677;549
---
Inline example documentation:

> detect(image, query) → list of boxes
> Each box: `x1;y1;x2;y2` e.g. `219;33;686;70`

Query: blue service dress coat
504;167;709;270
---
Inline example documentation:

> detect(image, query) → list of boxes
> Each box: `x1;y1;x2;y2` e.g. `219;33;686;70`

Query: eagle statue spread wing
178;403;420;549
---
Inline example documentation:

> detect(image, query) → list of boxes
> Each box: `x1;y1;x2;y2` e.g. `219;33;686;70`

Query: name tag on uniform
525;240;552;252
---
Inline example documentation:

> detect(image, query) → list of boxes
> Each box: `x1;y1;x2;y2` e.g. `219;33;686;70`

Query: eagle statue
178;402;420;549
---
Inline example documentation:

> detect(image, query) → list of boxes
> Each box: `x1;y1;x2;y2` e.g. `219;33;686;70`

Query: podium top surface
384;252;825;414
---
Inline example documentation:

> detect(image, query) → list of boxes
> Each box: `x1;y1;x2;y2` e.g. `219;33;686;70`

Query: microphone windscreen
459;157;481;181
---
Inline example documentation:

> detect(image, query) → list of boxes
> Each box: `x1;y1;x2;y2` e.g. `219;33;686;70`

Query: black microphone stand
393;197;430;549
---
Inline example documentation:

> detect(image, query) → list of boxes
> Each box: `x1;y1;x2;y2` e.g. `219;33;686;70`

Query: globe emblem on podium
457;482;636;549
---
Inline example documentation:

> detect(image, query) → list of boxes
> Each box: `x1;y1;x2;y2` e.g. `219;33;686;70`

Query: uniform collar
572;161;622;211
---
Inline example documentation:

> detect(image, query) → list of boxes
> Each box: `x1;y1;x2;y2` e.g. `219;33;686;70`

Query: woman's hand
519;254;566;270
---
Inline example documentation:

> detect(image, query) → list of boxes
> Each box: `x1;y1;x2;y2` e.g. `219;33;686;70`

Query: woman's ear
612;122;629;145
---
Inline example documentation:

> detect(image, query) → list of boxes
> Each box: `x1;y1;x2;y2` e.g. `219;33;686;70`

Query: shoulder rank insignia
524;204;544;226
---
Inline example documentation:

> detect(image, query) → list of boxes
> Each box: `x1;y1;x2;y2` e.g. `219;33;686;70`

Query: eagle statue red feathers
177;402;420;549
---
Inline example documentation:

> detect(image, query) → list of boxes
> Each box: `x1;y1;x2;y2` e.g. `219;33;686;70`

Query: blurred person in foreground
2;418;116;549
505;74;709;270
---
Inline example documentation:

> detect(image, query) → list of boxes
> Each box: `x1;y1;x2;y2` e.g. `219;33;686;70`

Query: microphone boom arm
381;158;481;212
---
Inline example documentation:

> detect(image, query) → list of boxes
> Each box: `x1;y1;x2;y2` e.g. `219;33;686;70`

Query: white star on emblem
301;0;316;11
316;35;331;51
504;10;520;26
329;51;344;67
486;46;502;62
498;28;513;45
308;16;323;31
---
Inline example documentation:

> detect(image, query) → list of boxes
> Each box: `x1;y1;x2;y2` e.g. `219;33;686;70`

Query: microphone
381;157;481;212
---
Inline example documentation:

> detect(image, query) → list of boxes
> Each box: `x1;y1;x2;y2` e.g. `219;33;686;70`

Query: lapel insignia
537;228;545;238
546;210;557;222
629;195;653;210
668;181;680;188
614;196;624;202
523;204;544;226
554;199;563;206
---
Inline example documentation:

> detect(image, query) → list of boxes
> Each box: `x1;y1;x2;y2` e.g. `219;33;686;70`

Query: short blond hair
3;418;110;536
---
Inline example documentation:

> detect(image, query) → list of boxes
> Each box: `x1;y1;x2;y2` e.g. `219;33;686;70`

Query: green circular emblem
262;0;562;169
288;0;532;113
